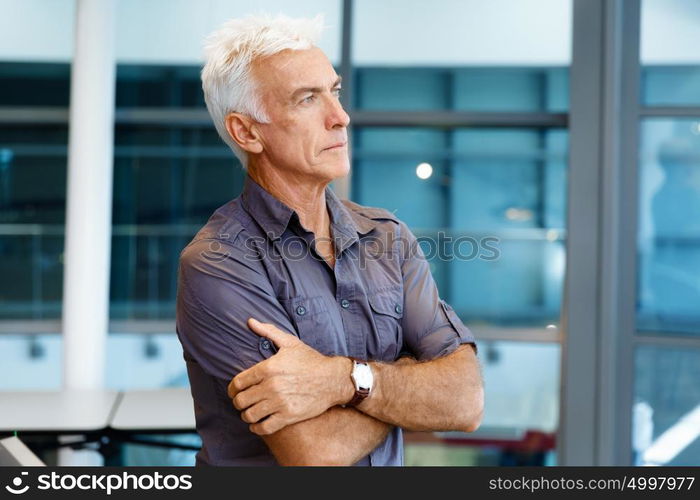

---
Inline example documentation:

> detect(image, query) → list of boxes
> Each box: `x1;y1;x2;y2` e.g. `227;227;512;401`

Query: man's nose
325;96;350;129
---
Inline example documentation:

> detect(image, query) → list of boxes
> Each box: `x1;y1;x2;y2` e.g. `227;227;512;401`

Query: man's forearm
262;406;392;466
348;345;483;432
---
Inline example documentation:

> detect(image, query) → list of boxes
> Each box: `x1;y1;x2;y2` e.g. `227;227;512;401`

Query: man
176;14;484;466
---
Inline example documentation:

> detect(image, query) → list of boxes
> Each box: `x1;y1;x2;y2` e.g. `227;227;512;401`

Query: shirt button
340;299;350;309
296;305;307;316
261;340;271;350
395;304;403;314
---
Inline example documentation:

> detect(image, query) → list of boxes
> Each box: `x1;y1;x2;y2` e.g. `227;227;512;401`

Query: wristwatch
347;358;373;407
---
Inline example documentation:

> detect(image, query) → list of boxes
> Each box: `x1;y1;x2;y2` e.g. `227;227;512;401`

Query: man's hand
227;318;353;436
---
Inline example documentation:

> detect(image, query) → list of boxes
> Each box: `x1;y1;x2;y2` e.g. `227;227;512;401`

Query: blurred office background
0;0;698;466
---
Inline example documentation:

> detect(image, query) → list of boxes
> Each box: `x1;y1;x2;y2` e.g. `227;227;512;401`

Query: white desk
0;388;197;461
110;388;195;432
0;390;118;433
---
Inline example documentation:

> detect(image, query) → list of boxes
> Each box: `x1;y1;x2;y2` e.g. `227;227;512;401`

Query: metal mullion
0;108;69;124
339;0;354;112
640;107;700;117
334;0;354;200
560;0;606;466
0;107;569;130
350;110;567;128
563;0;640;466
634;334;700;349
597;0;640;466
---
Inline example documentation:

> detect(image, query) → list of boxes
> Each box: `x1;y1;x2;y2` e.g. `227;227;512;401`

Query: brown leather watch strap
347;386;370;407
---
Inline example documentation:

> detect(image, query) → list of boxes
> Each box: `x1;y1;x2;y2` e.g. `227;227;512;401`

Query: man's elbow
456;384;484;433
460;408;483;433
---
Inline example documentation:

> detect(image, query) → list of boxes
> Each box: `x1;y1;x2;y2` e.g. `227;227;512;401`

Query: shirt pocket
367;287;404;361
279;295;334;355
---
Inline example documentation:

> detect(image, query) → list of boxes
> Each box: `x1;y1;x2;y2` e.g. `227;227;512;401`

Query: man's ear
224;112;264;154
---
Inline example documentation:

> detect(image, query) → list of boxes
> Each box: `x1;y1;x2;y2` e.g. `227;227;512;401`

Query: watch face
354;362;373;389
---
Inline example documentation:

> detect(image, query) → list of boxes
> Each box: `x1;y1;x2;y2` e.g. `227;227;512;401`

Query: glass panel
110;125;246;320
405;341;559;466
355;67;568;112
353;0;571;111
0;63;71;107
0;125;68;320
116;65;205;108
642;67;700;107
633;345;700;466
641;0;700;106
353;127;567;327
638;119;700;335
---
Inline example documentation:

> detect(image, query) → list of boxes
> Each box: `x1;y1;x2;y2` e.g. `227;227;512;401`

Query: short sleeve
397;221;478;361
176;237;297;381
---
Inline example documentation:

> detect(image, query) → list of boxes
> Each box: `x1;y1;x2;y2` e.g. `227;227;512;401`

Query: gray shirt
176;175;477;466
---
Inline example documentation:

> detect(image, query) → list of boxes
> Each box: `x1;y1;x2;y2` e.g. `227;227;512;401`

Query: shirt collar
325;185;378;253
240;176;295;241
240;175;377;249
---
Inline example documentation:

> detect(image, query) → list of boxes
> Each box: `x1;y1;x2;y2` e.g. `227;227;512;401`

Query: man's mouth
323;142;347;152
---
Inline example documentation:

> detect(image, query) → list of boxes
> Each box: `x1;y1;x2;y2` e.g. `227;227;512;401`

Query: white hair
201;13;325;169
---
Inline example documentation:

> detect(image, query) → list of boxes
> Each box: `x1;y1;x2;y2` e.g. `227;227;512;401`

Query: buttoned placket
332;225;368;359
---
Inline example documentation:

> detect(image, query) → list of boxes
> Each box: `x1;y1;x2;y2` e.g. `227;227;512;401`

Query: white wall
0;0;342;64
353;0;572;66
0;0;698;66
0;0;76;62
115;0;342;65
641;0;700;64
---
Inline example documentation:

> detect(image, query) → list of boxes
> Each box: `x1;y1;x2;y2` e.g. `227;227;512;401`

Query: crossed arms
178;221;484;466
228;318;484;466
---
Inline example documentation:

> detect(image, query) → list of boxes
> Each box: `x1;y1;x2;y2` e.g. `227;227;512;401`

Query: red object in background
441;430;556;452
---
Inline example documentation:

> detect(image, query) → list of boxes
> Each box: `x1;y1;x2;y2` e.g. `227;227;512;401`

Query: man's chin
321;161;350;182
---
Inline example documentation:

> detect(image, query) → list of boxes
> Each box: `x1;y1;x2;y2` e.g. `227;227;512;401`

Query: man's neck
248;165;331;238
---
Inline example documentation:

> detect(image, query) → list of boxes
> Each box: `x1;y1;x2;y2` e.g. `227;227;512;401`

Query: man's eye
302;95;315;104
332;88;342;97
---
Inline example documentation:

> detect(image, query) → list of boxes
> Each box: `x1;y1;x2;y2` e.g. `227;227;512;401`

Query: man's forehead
253;48;337;92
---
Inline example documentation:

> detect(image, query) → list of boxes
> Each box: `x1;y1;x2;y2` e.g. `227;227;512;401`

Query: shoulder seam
180;216;247;258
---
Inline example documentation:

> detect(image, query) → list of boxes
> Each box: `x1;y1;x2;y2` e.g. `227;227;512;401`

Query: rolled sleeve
397;222;478;361
176;237;296;381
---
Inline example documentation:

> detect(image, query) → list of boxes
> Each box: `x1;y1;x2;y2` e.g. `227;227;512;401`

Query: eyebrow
290;76;343;101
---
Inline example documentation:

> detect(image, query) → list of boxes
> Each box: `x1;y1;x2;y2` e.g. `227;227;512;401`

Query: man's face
250;47;350;183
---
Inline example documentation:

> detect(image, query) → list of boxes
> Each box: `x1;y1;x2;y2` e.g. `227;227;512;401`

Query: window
630;0;700;468
638;119;700;336
633;345;700;465
353;127;567;326
352;0;572;466
110;122;244;320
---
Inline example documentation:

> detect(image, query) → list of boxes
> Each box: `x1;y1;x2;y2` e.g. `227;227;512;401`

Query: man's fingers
228;365;264;397
247;318;299;349
250;414;286;436
240;399;275;424
231;383;265;411
227;377;238;399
